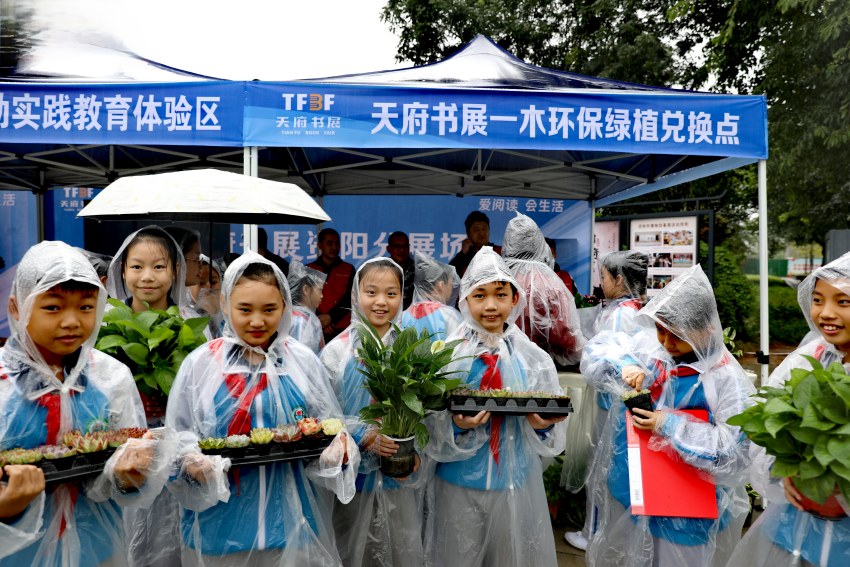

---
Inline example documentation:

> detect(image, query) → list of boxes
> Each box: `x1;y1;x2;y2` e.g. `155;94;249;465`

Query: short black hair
258;227;269;249
388;231;409;243
238;262;280;288
464;211;490;233
317;228;340;243
52;279;99;296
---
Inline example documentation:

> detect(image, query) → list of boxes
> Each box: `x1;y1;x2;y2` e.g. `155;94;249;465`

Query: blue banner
0;191;38;336
245;83;767;158
0;82;244;145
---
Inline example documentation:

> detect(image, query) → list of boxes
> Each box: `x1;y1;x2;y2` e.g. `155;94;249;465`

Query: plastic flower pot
380;436;417;478
622;392;654;414
791;478;848;520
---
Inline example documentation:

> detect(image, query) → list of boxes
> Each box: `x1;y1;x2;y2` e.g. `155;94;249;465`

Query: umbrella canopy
77;168;331;224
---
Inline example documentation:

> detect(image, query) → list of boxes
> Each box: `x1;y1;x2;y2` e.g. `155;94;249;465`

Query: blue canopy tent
0;35;769;377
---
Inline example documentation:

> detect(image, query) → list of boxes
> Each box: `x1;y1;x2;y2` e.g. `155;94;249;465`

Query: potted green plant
96;299;208;418
727;356;850;519
356;320;463;478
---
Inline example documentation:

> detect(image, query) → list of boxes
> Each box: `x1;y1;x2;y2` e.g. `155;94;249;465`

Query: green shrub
743;275;809;344
700;243;755;339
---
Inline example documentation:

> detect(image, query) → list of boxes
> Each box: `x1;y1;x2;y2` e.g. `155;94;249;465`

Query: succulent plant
250;428;274;445
64;431;109;453
198;437;226;450
297;417;322;437
118;427;148;439
1;448;43;465
225;435;250;448
105;431;130;448
273;424;302;443
38;445;77;459
621;388;651;400
321;418;344;436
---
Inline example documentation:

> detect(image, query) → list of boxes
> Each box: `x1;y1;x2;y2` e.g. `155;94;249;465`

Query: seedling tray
39;452;114;487
449;395;573;416
202;435;333;468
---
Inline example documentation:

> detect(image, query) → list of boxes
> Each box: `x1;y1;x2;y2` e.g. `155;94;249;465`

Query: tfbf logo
280;93;336;111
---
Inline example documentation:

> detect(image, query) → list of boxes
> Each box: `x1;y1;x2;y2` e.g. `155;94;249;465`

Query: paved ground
555;524;586;566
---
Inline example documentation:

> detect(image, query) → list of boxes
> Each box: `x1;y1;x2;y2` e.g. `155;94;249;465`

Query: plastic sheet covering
424;247;566;567
288;260;327;354
401;251;462;342
106;225;189;315
0;241;147;566
164;252;358;566
321;257;431;567
501;213;584;365
728;253;850;567
580;264;755;567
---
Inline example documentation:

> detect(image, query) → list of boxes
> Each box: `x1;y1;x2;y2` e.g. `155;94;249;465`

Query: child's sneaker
564;530;588;551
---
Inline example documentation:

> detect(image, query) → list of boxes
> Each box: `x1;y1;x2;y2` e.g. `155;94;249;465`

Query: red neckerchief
409;301;442;319
479;353;503;465
58;485;79;539
648;360;700;402
621;299;642;311
814;344;826;361
224;373;269;436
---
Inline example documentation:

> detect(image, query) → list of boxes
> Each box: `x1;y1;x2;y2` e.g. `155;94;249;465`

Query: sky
18;0;407;80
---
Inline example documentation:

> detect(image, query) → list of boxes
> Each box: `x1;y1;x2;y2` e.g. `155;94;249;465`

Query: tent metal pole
758;159;769;383
242;147;259;253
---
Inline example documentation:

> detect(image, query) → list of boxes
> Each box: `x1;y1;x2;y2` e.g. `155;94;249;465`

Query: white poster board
630;216;698;297
593;220;620;289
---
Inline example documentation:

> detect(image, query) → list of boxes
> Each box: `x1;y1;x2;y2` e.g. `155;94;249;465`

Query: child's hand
113;441;155;491
622;365;646;391
182;453;215;483
453;410;491;430
782;477;806;511
526;413;567;430
0;465;45;519
631;407;665;432
394;454;421;482
364;433;399;458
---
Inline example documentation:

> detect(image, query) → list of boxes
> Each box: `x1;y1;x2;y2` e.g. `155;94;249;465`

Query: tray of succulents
0;428;149;487
197;418;345;467
449;389;573;417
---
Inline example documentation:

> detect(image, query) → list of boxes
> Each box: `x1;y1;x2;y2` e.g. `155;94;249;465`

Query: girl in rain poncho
188;255;224;340
424;247;568;567
320;257;428;567
288;260;327;354
563;250;649;551
501;212;584;367
164;252;358;566
0;242;175;567
400;251;462;342
727;252;850;567
581;264;755;567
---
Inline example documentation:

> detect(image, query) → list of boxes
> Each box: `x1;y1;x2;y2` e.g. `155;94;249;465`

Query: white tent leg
243;146;259;253
758;159;769;383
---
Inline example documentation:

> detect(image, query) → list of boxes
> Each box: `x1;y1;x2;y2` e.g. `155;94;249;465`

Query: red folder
626;409;718;519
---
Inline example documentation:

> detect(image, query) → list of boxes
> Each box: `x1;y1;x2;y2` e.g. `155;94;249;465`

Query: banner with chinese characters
230;194;592;292
0;82;243;145
630;216;698;297
45;187;103;247
244;83;767;157
0;191;39;336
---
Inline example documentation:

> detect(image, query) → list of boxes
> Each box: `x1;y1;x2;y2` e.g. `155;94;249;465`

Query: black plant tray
202;435;334;468
449;395;573;416
38;452;114;487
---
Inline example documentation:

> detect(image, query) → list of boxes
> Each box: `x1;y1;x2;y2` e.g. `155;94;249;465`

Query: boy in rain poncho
563;249;649;551
400;251;462;342
424;247;568;567
0;241;175;567
501;212;584;367
581;264;755;567
287;260;327;354
321;257;428;567
728;252;850;567
164;252;358;566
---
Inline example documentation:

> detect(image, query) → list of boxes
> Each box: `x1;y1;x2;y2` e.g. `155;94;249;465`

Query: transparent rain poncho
580;264;755;567
320;257;430;567
728;252;850;567
164;252;358;566
501;212;584;366
423;246;567;567
593;250;648;336
106;225;189;317
287;260;327;354
401;251;462;342
0;241;165;567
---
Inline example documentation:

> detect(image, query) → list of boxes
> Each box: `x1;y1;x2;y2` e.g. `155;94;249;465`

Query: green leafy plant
357;319;463;449
727;356;850;504
722;327;743;358
96;298;208;396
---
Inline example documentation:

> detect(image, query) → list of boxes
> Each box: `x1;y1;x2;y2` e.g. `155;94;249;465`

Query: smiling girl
321;257;427;567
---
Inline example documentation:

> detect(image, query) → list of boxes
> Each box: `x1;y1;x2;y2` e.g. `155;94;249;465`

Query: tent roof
0;35;766;208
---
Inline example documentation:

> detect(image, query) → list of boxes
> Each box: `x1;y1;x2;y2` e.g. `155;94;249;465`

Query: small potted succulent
357;321;463;478
728;357;850;519
621;388;654;414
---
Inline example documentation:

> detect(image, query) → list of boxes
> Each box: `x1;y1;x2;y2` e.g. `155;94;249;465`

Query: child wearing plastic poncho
400;251;462;342
188;255;224;340
164;252;358;566
581;264;755;567
501;212;584;367
563;250;649;551
424;247;568;567
0;242;176;567
288;260;327;354
321;257;429;567
728;252;850;567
